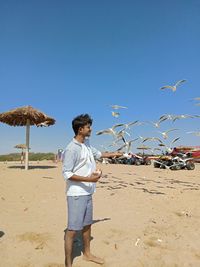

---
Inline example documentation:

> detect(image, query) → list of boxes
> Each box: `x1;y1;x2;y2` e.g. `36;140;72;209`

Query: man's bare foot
83;254;104;265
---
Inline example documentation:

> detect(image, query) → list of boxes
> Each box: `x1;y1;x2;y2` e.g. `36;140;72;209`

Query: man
62;114;122;267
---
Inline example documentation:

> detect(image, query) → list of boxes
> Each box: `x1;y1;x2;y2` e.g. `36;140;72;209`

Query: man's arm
101;151;123;158
69;171;102;183
62;148;102;183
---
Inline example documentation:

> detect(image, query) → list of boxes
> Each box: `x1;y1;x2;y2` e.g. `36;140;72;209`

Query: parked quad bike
110;154;151;166
126;154;151;166
153;153;195;170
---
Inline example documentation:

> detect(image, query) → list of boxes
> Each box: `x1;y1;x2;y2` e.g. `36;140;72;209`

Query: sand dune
0;161;200;267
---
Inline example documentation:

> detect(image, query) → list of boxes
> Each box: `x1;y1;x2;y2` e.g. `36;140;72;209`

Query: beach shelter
0;106;55;170
14;144;27;164
14;144;27;150
137;145;151;155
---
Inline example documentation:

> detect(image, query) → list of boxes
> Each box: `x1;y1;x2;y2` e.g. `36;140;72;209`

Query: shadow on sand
8;165;57;170
0;231;5;238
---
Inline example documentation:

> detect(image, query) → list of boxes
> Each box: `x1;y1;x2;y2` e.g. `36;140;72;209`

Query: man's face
79;123;92;137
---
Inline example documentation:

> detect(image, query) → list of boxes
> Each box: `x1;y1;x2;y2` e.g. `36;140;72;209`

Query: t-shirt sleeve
62;148;77;181
90;146;102;160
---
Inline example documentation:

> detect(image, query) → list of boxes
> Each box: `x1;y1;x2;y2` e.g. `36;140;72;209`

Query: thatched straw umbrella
0;106;55;170
14;144;27;164
137;145;151;155
14;144;27;150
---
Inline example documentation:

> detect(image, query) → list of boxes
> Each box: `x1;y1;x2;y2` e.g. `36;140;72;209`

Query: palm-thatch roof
0;105;55;170
0;106;55;126
14;144;27;149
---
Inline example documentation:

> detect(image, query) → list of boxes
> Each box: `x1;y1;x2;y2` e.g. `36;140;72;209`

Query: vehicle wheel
171;165;181;170
186;161;195;170
154;162;160;168
126;158;133;165
160;165;166;169
135;159;141;166
145;159;151;165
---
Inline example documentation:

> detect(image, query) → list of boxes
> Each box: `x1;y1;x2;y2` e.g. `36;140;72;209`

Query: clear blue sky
0;0;200;154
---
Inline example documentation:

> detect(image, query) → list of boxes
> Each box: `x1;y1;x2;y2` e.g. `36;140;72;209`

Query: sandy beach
1;161;200;267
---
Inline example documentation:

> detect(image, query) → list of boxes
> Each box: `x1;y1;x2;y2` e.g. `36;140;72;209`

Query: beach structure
137;145;151;155
0;106;55;170
14;144;27;164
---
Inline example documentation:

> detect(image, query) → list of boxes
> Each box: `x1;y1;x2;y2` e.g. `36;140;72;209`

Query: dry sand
1;161;200;267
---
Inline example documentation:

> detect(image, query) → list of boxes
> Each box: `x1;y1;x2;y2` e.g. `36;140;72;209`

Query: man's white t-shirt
62;138;102;196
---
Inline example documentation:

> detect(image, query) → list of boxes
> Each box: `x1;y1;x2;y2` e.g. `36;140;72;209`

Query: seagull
146;119;165;128
115;128;131;142
160;79;187;92
158;137;180;153
36;121;52;127
117;138;139;153
96;123;124;136
158;129;179;139
159;114;175;122
110;105;128;110
111;111;120;118
172;114;194;122
187;131;200;137
142;137;163;144
119;121;139;130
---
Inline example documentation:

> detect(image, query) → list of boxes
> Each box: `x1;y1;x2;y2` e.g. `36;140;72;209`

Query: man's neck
75;135;85;143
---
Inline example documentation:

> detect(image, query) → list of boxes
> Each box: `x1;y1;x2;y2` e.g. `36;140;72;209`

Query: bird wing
96;129;112;135
172;116;180;122
175;79;187;87
127;120;139;127
112;123;124;130
111;105;127;109
111;111;120;117
160;86;174;90
170;137;180;145
117;144;126;151
165;128;179;134
142;137;152;143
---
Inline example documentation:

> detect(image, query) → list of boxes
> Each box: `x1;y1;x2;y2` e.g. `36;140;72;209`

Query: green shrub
0;152;55;161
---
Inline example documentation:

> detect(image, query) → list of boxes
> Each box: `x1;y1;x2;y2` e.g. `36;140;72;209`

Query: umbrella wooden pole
25;119;30;170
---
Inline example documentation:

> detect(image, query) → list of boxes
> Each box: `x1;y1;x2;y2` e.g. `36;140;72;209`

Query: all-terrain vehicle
153;152;195;170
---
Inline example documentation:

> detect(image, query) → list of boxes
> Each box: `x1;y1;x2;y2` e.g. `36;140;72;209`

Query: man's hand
101;151;124;159
88;169;102;182
113;152;124;158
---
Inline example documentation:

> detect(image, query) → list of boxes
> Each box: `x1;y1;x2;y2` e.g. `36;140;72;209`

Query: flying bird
117;138;139;153
119;121;139;129
160;79;187;92
158;137;180;153
36;121;52;127
158;129;179;139
110;105;128;110
187;131;200;137
172;114;194;122
142;137;163;144
159;114;175;122
146;119;165;128
111;111;120;118
96;123;124;136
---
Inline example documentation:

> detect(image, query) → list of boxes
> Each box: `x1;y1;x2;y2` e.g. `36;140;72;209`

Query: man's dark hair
72;114;93;135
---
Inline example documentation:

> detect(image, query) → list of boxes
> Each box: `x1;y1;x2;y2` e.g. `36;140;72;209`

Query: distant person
62;114;122;267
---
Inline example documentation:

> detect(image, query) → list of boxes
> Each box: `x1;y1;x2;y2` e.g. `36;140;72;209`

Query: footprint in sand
17;232;51;249
144;236;167;249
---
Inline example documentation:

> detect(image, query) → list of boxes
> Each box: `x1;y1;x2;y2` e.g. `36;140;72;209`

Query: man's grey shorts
67;194;93;231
